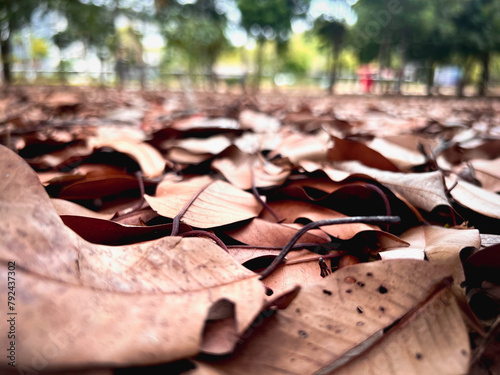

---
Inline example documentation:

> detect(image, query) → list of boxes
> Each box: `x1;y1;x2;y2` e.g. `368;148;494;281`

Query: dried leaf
145;176;264;228
447;177;500;219
225;218;331;247
0;146;266;369
190;260;469;375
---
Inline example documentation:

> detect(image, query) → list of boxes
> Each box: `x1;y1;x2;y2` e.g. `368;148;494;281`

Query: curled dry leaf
381;225;480;294
145;175;264;228
268;131;331;164
211;145;290;189
446;177;500;219
190;259;470;375
0;145;266;369
89;136;166;178
469;158;500;193
333;161;450;212
51;198;114;220
328;136;400;172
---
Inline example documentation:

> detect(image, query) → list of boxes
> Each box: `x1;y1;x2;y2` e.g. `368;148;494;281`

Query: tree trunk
478;52;489;97
328;44;340;95
426;62;435;96
253;38;264;92
394;30;407;95
1;34;12;86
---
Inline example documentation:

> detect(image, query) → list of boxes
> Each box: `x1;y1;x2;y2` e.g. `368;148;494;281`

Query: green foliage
30;37;49;61
156;0;228;74
52;1;115;51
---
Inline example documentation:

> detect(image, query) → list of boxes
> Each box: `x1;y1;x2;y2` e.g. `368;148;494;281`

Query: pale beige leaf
51;198;114;220
366;137;426;170
335;161;450;211
269;131;331;164
189;260;469;375
211;146;290;189
325;288;469;375
0;146;266;369
381;226;480;293
145;175;263;228
239;109;280;133
470;158;500;192
446;177;500;219
89;136;166;178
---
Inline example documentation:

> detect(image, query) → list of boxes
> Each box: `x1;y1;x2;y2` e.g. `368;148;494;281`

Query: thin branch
251;169;281;222
259;215;401;279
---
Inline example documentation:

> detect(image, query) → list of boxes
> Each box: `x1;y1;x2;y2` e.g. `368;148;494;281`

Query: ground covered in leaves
1;86;500;375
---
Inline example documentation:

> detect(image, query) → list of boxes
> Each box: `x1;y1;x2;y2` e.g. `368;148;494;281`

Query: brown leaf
0;145;266;369
225;218;331;247
145;175;264;228
446;177;500;219
89;136;166;178
262;199;380;239
328;136;400;172
469;158;500;193
331;161;450;212
381;226;480;293
190;260;469;375
211;145;290;189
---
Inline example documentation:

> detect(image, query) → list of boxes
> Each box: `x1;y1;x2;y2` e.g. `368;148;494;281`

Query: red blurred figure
357;64;374;94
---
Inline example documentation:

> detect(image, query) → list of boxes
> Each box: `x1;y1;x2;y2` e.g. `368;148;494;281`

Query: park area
2;0;500;374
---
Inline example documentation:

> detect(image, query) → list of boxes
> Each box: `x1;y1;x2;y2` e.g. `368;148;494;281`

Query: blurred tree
52;1;115;85
449;0;500;96
0;0;40;85
155;0;228;89
237;0;310;90
406;0;459;95
313;15;346;94
351;0;435;94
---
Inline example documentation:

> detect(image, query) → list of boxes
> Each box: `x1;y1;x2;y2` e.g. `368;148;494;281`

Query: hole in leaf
298;330;308;338
378;286;388;294
265;288;274;296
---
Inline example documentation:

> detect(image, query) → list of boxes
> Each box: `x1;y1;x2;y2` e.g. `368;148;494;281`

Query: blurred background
1;0;500;95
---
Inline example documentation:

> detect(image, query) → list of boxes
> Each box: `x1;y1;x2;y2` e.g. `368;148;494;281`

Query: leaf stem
259;215;401;279
171;181;213;236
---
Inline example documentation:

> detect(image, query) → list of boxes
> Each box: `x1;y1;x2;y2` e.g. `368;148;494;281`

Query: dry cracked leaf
0;145;267;370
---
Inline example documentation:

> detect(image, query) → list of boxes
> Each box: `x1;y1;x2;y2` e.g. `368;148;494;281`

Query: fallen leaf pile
1;87;500;374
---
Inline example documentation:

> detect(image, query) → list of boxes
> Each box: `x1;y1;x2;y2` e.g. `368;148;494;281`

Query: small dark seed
298;330;308;338
366;272;373;277
346;289;352;294
323;289;332;296
415;353;423;360
357;306;364;314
